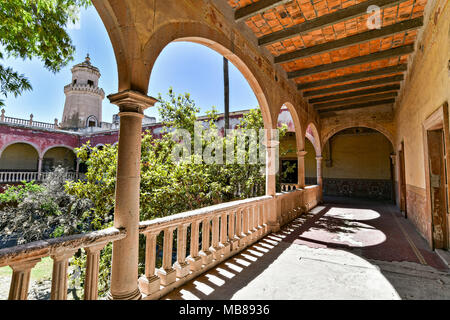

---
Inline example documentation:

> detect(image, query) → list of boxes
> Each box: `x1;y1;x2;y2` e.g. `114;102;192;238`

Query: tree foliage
0;0;91;106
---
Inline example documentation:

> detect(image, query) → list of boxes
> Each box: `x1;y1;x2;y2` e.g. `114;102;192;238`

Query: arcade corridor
163;197;450;300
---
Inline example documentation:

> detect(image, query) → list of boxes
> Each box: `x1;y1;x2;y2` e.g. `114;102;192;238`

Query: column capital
316;156;324;161
297;151;308;157
108;90;158;114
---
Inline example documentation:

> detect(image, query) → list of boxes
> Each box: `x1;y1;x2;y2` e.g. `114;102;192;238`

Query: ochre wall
43;147;77;171
0;144;39;171
393;0;450;244
305;139;317;178
323;132;393;180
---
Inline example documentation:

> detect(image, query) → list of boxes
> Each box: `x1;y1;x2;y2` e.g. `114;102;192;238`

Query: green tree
0;0;91;106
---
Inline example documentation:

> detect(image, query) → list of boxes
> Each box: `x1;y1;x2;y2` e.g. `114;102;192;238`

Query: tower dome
61;54;105;129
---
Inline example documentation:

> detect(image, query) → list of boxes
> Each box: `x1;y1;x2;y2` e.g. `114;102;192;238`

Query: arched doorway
41;146;77;172
0;142;40;172
322;127;395;201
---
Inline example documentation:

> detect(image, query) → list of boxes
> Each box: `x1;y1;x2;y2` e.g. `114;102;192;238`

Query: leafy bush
0;181;44;209
0;167;93;246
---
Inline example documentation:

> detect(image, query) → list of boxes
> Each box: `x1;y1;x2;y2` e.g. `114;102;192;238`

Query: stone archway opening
0;143;40;172
42;147;77;173
322;127;395;201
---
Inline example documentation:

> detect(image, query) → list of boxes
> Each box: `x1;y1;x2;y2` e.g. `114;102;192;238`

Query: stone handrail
0;227;126;300
138;195;274;299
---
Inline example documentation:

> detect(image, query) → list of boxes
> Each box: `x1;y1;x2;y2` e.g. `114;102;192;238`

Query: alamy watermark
169;124;280;175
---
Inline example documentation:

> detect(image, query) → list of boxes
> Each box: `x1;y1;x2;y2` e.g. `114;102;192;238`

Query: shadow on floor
164;198;450;300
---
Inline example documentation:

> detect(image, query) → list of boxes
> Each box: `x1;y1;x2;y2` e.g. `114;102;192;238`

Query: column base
268;222;280;233
200;251;213;266
210;246;223;260
221;243;231;256
157;268;177;286
230;238;240;252
187;256;203;272
107;287;142;300
174;262;190;279
138;275;160;296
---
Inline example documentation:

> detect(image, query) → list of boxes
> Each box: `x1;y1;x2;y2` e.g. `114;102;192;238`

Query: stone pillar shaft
297;151;307;188
107;90;157;300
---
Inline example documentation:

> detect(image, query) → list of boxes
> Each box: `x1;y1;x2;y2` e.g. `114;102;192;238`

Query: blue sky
1;6;258;123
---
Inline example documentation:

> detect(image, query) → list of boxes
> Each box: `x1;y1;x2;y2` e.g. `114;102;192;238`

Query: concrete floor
164;198;450;300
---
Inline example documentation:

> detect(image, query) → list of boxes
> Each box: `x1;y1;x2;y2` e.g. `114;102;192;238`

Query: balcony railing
0;172;79;184
0;185;321;300
0;227;126;300
280;183;299;192
0;110;58;130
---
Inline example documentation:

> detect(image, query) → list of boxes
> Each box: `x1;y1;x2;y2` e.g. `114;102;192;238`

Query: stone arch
144;22;274;131
0;141;40;159
322;122;395;149
41;146;77;172
0;142;40;171
305;121;322;157
278;102;304;152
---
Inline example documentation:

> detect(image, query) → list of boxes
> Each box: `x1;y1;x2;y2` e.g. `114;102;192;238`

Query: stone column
316;156;323;202
76;159;81;180
8;259;41;300
107;90;157;300
297;151;307;188
265;136;280;232
37;157;43;181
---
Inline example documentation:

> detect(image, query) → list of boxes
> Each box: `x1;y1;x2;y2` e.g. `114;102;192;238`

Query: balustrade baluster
199;218;213;266
157;228;177;286
50;249;76;300
220;212;231;256
239;207;248;248
187;220;202;271
174;223;190;278
139;231;161;295
8;259;41;300
228;210;239;251
84;243;106;300
210;216;222;260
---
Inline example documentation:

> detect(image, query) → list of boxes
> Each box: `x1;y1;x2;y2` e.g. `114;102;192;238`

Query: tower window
88;80;94;86
73;79;77;85
86;115;98;128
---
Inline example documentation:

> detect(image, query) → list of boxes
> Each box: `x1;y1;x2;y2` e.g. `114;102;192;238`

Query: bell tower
61;54;105;129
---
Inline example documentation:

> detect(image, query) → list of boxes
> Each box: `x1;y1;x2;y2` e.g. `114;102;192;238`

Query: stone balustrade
0;172;79;184
281;183;299;192
138;195;273;300
0;110;58;130
0;227;126;300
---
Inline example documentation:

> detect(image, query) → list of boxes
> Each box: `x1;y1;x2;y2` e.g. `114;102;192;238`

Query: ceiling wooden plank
235;0;292;22
309;84;400;103
258;0;404;46
317;99;396;113
274;17;423;64
314;92;398;109
297;64;407;90
304;75;404;97
287;45;414;79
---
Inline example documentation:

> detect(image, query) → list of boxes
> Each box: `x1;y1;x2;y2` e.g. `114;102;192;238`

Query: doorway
423;103;450;250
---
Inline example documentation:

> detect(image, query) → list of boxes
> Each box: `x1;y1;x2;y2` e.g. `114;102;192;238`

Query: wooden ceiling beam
258;0;404;46
314;92;398;109
297;64;407;90
309;84;400;103
304;75;404;97
275;17;423;64
235;0;292;22
317;99;396;113
287;45;414;79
